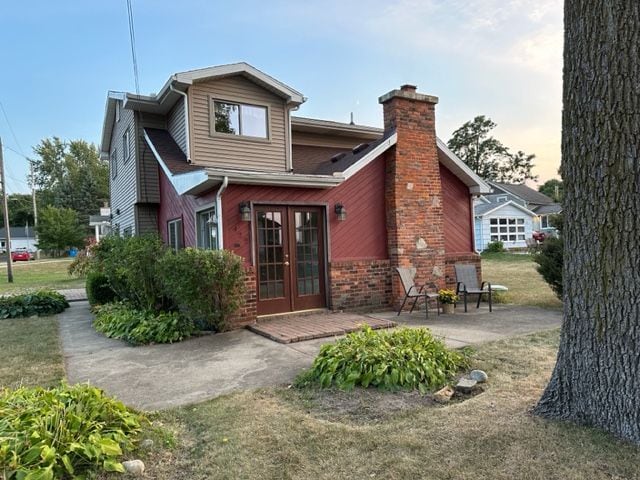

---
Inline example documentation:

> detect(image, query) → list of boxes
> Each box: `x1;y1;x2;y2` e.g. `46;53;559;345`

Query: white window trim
210;97;271;142
195;203;221;250
167;218;183;252
123;128;131;163
488;216;527;243
115;101;121;123
111;149;118;179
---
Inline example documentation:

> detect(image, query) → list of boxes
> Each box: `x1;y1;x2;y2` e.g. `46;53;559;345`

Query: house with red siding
100;62;490;326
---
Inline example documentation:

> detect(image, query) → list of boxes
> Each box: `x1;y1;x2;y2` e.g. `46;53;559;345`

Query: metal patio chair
454;264;492;312
395;267;439;318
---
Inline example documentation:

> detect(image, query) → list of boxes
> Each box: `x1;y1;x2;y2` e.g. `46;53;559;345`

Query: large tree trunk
534;1;640;443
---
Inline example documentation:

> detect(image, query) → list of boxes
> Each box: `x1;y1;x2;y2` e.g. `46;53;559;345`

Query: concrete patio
59;301;561;411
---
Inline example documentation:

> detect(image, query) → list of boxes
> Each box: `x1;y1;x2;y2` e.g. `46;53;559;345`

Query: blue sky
0;0;562;194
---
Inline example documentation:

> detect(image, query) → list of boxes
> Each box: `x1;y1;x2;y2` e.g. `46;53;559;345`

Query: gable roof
0;227;35;239
489;181;554;205
532;203;563;215
474;200;536;217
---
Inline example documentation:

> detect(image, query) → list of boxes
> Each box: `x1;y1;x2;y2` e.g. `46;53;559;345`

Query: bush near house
159;248;246;331
85;236;246;337
485;240;505;253
0;290;69;319
0;383;143;479
297;326;468;393
93;302;194;345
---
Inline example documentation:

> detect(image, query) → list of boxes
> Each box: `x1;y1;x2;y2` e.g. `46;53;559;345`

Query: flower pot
441;303;455;314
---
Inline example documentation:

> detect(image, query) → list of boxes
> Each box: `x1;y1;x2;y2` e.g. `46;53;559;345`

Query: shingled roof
490;182;555;206
144;128;203;175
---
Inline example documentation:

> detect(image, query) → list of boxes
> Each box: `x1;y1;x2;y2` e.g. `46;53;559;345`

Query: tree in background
31;138;108;227
447;115;538;183
538;178;563;202
36;206;85;254
533;1;640;444
0;194;35;228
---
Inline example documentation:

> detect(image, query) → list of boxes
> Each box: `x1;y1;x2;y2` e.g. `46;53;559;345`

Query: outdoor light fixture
239;202;251;221
335;203;347;221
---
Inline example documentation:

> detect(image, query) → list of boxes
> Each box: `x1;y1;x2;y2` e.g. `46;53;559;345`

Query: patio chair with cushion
454;264;492;313
395;267;439;318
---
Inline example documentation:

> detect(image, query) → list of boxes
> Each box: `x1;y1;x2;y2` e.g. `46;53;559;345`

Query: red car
11;249;33;262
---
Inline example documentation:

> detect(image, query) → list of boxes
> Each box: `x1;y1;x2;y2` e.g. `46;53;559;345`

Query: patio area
248;311;396;343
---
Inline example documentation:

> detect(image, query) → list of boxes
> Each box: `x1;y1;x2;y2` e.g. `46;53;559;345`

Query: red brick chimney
379;85;446;306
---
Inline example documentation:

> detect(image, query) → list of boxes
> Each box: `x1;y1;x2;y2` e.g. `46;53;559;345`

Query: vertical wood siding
136;113;164;204
440;162;474;253
167;97;187;154
189;76;287;171
109;105;137;234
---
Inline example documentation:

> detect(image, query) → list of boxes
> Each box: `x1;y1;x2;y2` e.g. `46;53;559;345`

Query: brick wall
444;252;482;290
380;85;446;307
227;266;258;329
328;259;393;311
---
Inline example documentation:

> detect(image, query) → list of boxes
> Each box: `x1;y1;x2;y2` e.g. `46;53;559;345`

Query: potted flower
438;289;458;314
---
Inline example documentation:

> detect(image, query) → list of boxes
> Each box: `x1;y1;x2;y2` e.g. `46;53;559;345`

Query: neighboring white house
474;196;536;251
0;226;37;253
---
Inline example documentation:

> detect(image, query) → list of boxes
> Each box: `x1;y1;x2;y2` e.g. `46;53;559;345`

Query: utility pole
0;137;14;283
30;160;39;259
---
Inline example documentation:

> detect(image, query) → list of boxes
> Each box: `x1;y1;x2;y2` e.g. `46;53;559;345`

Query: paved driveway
59;302;561;411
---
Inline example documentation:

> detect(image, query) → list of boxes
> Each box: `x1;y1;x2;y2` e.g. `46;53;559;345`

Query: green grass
0;316;65;389
105;329;640;480
0;258;85;293
481;252;562;309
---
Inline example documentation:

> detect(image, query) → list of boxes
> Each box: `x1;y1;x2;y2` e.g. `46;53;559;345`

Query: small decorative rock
469;369;488;383
122;459;145;476
455;378;478;394
140;439;154;449
433;385;455;403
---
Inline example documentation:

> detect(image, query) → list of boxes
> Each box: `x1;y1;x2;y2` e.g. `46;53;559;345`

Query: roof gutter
169;80;191;163
216;176;229;249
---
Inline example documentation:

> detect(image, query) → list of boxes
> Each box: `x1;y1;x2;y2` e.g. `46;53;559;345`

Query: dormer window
212;100;268;139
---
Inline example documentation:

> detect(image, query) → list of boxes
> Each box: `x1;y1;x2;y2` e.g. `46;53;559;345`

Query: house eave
437;138;492;194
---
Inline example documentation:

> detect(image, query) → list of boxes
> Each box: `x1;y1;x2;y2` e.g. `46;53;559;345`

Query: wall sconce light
335;203;347;221
239;202;251;222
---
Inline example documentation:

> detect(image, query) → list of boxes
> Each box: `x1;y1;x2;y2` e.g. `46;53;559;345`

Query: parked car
11;248;34;262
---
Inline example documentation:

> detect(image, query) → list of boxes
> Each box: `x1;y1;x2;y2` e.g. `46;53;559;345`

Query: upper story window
496;195;508;203
111;149;118;179
115;101;121;123
122;128;131;163
212;100;268;139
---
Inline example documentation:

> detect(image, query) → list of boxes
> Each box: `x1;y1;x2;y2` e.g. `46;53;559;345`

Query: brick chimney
379;85;446;306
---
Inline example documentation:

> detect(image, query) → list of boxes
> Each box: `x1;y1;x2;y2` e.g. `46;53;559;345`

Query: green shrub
534;237;563;300
91;235;171;311
485;241;505;253
159;248;245;331
0;290;69;319
86;271;117;306
93;302;194;345
298;326;468;393
0;383;143;479
67;247;95;277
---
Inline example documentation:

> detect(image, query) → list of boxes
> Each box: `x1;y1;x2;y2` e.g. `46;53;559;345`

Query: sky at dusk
0;0;563;194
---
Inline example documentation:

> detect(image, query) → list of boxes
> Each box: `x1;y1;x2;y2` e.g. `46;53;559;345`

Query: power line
0;102;26;157
126;0;140;95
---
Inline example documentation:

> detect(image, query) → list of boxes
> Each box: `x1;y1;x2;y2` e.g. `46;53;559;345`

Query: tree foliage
31;137;108;227
447;115;538;183
538;178;564;202
0;194;34;228
36;206;85;252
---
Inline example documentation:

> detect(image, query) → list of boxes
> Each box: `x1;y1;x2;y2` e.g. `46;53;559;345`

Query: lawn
481;252;562;309
0;316;64;389
105;329;639;480
0;258;85;293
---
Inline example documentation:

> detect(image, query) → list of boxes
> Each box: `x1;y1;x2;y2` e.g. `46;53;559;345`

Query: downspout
169;81;191;163
216;176;229;249
287;105;299;172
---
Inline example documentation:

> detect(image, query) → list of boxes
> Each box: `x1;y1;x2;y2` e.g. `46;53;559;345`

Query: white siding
167;97;187;155
109;104;137;234
476;204;534;251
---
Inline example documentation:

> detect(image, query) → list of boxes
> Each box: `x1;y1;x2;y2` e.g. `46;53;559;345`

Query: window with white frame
167;218;183;252
196;208;219;250
212;100;268;138
115;101;120;122
541;215;549;229
111;149;118;179
489;217;526;242
122;128;130;163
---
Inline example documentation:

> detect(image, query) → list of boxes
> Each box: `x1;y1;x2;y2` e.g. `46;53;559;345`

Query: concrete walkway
59;302;561;411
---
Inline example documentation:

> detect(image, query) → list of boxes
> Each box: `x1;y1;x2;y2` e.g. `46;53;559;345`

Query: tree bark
534;1;640;443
